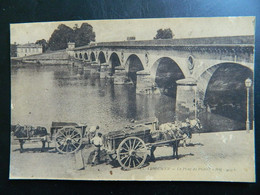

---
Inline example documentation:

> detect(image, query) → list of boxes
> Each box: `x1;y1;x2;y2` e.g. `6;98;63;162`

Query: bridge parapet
73;35;254;50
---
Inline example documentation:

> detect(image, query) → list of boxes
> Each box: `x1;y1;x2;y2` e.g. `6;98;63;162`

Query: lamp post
194;85;197;120
245;78;252;132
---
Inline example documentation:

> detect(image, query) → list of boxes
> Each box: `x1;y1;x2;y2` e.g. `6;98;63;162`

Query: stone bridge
68;36;254;122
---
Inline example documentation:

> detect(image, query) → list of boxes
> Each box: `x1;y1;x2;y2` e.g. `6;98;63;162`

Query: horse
179;118;202;147
150;122;184;161
11;125;48;153
149;119;202;161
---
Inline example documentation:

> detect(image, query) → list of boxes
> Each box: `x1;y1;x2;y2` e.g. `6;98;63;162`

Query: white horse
149;119;202;161
150;122;189;161
179;119;202;147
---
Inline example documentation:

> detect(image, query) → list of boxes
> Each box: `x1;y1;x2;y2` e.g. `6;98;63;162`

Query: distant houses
11;43;43;57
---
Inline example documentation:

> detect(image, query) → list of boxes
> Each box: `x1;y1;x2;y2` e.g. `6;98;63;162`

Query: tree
10;44;17;57
154;28;174;39
74;23;96;47
35;39;48;52
48;24;75;51
47;23;96;51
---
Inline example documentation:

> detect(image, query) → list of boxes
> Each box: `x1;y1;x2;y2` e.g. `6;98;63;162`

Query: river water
11;65;246;133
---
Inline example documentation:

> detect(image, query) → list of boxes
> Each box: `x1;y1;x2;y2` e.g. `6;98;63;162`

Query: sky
10;17;255;44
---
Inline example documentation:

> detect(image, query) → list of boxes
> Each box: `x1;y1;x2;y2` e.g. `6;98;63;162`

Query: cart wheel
55;126;82;154
117;137;148;170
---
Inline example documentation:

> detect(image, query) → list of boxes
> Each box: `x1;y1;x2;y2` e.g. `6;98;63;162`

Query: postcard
10;17;255;182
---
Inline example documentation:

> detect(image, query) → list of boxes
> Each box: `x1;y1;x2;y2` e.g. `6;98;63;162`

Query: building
67;42;75;50
66;42;75;57
16;43;43;57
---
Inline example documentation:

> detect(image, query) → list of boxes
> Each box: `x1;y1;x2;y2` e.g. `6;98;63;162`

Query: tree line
36;24;173;52
35;23;96;52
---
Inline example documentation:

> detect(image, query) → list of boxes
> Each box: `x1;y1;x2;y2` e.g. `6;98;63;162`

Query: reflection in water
11;65;176;132
11;65;248;133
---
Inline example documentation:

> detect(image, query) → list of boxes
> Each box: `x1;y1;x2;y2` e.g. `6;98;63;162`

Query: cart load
103;125;152;152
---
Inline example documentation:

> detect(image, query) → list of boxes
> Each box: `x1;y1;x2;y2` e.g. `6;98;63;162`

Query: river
11;65;246;132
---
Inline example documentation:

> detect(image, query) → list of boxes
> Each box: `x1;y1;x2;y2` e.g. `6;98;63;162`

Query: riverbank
11;50;71;66
9;130;255;182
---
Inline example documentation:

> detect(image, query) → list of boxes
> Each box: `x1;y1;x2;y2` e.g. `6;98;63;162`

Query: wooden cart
50;122;88;154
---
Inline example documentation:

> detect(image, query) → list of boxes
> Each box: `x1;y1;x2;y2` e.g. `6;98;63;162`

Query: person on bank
87;125;99;144
91;132;103;166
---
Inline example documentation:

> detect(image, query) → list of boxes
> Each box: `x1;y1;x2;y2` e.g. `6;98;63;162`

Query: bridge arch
125;54;144;84
98;51;106;64
197;62;253;130
75;53;78;58
109;52;121;74
151;57;185;97
79;53;82;59
90;52;96;62
84;53;88;60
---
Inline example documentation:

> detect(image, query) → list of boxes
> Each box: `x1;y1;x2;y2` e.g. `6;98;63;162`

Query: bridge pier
100;63;110;78
136;71;160;94
84;60;91;64
82;60;91;73
175;78;197;121
113;66;129;84
73;60;84;69
91;61;99;66
89;61;100;74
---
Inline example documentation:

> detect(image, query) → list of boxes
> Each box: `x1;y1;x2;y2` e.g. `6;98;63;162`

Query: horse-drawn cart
103;118;188;170
12;118;201;170
12;122;88;153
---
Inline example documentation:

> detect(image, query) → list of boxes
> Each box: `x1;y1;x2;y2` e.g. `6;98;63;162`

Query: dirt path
9;130;255;182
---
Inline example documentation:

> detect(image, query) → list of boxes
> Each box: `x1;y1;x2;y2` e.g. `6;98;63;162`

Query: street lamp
245;78;252;132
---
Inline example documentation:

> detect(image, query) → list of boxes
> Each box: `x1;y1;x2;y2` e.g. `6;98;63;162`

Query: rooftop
17;43;42;48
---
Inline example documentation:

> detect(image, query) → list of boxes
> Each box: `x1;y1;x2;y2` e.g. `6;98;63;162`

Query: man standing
88;125;99;144
91;132;103;166
75;125;101;170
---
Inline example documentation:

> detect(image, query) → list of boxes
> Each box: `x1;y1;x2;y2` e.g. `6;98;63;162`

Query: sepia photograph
10;17;255;181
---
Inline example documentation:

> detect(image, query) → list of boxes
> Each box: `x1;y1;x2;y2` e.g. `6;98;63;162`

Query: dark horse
11;125;48;153
149;119;202;162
